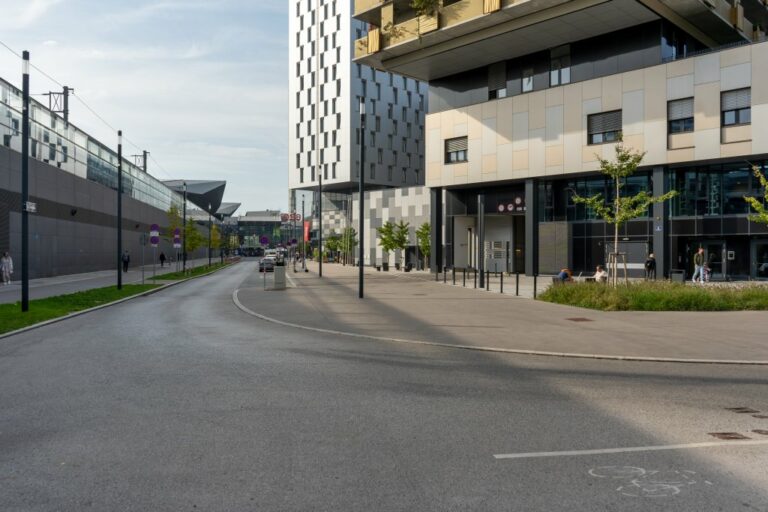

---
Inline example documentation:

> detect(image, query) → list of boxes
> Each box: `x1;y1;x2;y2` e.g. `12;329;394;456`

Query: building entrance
703;240;726;281
452;215;524;271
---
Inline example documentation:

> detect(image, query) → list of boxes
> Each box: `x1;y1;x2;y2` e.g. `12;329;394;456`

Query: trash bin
670;269;685;283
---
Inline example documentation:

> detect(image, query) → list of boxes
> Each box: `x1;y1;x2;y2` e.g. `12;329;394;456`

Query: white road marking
493;440;768;459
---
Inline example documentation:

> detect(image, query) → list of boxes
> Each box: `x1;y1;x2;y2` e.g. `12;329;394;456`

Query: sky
0;0;289;214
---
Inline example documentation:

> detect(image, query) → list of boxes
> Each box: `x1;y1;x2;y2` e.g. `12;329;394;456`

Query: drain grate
566;317;594;322
709;432;751;440
752;430;768;436
725;407;760;414
753;414;768;419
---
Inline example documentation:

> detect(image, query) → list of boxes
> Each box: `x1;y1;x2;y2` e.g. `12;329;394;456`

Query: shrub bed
539;281;768;311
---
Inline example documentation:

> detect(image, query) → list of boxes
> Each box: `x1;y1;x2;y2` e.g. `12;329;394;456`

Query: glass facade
1;78;182;212
669;163;766;218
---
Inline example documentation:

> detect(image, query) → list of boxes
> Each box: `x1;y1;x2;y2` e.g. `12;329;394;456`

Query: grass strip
0;284;160;335
151;261;231;281
539;281;768;311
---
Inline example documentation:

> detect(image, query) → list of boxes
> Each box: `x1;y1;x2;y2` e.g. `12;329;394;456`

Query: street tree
376;221;397;267
572;143;677;285
184;220;205;261
166;205;183;241
210;224;221;250
745;165;768;225
393;220;410;268
340;227;358;264
416;222;431;270
325;231;341;261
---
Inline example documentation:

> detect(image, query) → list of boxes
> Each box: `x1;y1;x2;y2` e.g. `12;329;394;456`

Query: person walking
644;253;657;280
159;252;167;267
0;251;13;285
691;247;705;284
122;250;131;273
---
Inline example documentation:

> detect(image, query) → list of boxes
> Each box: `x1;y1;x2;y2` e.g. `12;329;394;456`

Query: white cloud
0;0;63;30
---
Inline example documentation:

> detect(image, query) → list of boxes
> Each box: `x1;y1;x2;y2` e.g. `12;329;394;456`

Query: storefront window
723;166;750;215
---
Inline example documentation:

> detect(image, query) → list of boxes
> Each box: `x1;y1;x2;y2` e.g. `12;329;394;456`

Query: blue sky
0;0;289;213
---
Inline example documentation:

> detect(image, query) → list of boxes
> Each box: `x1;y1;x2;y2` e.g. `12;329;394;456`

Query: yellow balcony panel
484;0;501;14
419;14;438;35
368;27;381;53
355;36;370;59
442;0;484;29
382;17;419;47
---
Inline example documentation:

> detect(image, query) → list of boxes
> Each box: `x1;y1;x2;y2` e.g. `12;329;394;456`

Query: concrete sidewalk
235;261;768;363
0;257;215;304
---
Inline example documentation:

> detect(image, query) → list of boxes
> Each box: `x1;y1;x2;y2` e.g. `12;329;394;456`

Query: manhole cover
725;407;760;414
709;432;751;440
566;317;593;322
752;430;768;436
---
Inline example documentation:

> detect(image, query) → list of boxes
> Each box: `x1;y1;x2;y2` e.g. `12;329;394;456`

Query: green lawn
151;261;231;280
539;281;768;311
0;284;160;335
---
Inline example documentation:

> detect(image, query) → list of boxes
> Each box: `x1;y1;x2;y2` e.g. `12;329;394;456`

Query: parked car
259;257;276;272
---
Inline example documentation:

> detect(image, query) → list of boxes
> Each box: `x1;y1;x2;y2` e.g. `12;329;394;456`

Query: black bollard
452;267;456;285
463;268;466;287
500;273;504;294
444;267;447;283
533;274;538;299
486;270;490;291
515;271;520;296
474;269;477;289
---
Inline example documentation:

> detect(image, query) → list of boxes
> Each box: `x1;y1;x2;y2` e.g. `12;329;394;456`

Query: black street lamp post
358;98;365;299
117;130;123;290
21;51;30;311
208;203;212;266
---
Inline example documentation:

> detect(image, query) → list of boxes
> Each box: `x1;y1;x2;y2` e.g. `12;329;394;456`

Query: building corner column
525;178;538;276
430;187;443;273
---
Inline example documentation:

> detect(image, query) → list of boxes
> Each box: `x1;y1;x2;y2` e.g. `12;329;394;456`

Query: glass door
753;240;768;280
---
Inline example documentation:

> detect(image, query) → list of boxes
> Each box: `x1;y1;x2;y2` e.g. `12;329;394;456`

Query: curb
0;262;239;340
231;288;768;366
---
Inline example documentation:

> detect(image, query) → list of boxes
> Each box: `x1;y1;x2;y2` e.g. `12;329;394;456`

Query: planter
382;262;389;271
395;263;401;270
376;265;381;271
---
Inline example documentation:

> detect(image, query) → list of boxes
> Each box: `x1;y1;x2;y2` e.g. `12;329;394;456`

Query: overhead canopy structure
163;180;226;215
216;202;241;219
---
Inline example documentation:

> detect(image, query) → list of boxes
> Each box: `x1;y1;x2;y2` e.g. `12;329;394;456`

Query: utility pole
302;197;307;272
182;182;187;272
21;51;30;312
143;150;148;172
359;98;365;299
117;130;123;290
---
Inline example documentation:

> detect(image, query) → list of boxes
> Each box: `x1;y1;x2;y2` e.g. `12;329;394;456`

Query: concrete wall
0;145;208;279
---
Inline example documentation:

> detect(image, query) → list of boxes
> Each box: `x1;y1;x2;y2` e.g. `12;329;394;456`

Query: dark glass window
588;111;622;145
721;89;751;127
445;137;468;164
668;98;694;134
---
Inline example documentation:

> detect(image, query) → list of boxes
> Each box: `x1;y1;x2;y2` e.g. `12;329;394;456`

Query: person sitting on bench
593;265;608;283
556;268;573;283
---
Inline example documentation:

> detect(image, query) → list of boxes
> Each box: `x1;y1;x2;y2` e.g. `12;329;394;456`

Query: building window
370;163;375;179
587;110;622;145
522;68;534;93
668;97;694;134
445;137;468;163
722;88;751;126
550;46;570;86
377;148;383;164
489;88;507;100
387;165;393;181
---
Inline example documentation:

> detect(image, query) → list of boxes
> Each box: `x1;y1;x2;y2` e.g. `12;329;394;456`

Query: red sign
281;213;303;222
303;221;311;242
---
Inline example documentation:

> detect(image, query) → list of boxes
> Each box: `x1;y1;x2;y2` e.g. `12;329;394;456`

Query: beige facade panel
424;43;766;188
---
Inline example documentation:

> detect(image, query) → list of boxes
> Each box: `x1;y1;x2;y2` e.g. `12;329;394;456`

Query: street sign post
173;227;181;271
150;224;159;279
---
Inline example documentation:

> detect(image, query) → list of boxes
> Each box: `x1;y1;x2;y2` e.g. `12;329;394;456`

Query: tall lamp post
117;130;123;290
302;196;307;272
21;51;30;311
182;181;187;272
358;98;365;299
208;202;212;266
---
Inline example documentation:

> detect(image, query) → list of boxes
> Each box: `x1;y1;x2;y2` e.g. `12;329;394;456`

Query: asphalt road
1;261;767;511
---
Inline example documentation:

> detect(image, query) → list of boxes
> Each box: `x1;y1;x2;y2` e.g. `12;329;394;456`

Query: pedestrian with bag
159;252;167;267
691;247;705;284
122;250;131;273
0;251;13;285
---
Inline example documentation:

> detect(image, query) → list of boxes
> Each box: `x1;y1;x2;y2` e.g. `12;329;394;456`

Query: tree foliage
325;230;341;254
745;165;768;225
416;222;431;261
166;205;183;241
572;143;677;285
410;0;440;16
340;227;358;253
210;224;221;250
376;221;397;263
184;220;205;253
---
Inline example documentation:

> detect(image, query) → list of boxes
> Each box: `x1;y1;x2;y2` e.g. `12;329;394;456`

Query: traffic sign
259;235;269;245
173;227;181;249
150;223;160;247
